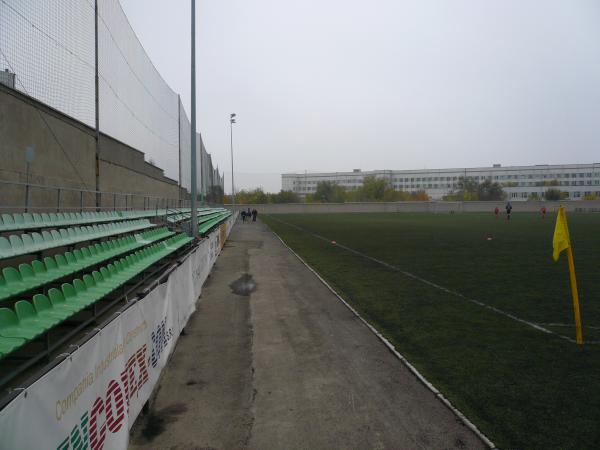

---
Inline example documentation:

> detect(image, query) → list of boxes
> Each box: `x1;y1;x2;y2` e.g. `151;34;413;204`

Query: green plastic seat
115;260;132;278
0;307;41;339
81;247;92;259
21;234;36;252
9;235;24;255
0;335;26;357
32;232;44;249
54;254;69;273
31;260;49;283
107;263;117;275
13;214;25;228
0;237;13;258
3;267;24;293
47;288;81;313
99;267;111;281
59;229;70;242
32;214;44;226
73;249;85;263
41;230;53;243
33;294;72;320
67;228;77;241
0;274;8;297
18;264;37;291
72;279;96;306
44;257;59;273
15;299;59;328
61;283;86;312
65;251;79;269
93;270;105;283
1;214;15;229
22;213;34;227
83;274;105;296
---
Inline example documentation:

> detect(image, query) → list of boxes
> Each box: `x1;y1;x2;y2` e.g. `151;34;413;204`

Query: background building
282;164;600;201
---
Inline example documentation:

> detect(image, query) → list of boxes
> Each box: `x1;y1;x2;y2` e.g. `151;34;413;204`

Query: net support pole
94;0;101;211
178;95;182;207
230;120;235;208
190;0;198;238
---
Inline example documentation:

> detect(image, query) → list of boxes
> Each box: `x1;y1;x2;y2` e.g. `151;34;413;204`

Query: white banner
0;214;236;450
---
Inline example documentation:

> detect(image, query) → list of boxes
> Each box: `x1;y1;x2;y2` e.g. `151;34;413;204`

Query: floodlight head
230;118;236;124
230;113;236;118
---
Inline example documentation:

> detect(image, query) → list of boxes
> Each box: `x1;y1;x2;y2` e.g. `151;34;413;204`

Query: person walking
252;208;258;222
505;201;513;220
241;210;246;222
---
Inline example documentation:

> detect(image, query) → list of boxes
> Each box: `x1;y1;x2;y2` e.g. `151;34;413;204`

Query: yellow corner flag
552;207;583;344
552;207;570;261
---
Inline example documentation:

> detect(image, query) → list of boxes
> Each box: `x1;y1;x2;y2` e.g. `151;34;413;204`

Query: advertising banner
0;214;236;450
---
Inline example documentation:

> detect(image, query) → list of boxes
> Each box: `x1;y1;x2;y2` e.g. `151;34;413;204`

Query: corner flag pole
566;245;583;345
552;206;583;344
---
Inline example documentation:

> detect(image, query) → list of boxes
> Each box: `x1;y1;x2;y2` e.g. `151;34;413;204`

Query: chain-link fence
0;0;222;199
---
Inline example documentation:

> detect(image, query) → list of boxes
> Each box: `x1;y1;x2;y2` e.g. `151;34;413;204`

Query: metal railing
0;179;190;213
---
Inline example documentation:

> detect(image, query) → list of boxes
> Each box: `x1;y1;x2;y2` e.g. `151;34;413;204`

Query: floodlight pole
230;114;236;208
190;0;198;238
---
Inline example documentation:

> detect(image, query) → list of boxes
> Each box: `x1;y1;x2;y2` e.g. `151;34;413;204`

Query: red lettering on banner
55;343;152;449
120;354;138;407
105;380;125;433
89;397;106;450
119;368;129;411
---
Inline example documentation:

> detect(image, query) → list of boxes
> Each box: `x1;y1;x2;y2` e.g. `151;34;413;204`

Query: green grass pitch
261;212;600;450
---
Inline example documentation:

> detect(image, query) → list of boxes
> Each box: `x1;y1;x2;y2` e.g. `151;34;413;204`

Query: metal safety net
0;0;95;126
0;0;223;198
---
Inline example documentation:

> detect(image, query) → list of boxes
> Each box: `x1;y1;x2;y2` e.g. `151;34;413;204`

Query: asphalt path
129;219;486;450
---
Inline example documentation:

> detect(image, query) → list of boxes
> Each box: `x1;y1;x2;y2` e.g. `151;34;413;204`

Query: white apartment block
282;164;600;201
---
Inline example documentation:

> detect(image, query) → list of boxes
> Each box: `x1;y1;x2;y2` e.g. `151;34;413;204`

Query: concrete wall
0;84;97;211
0;84;183;212
232;200;600;214
98;134;181;209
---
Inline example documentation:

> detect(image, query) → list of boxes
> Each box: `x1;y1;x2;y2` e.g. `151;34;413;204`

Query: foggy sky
121;0;600;193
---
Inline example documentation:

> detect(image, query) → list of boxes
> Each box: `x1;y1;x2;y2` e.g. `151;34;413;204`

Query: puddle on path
229;273;257;296
141;402;188;441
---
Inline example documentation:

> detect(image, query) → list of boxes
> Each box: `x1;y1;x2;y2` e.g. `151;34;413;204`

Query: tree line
223;176;597;204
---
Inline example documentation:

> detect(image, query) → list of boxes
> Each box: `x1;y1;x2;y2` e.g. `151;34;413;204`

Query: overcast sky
121;0;600;193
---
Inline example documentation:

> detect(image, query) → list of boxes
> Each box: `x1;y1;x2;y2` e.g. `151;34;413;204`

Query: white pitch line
537;323;600;330
267;215;599;346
